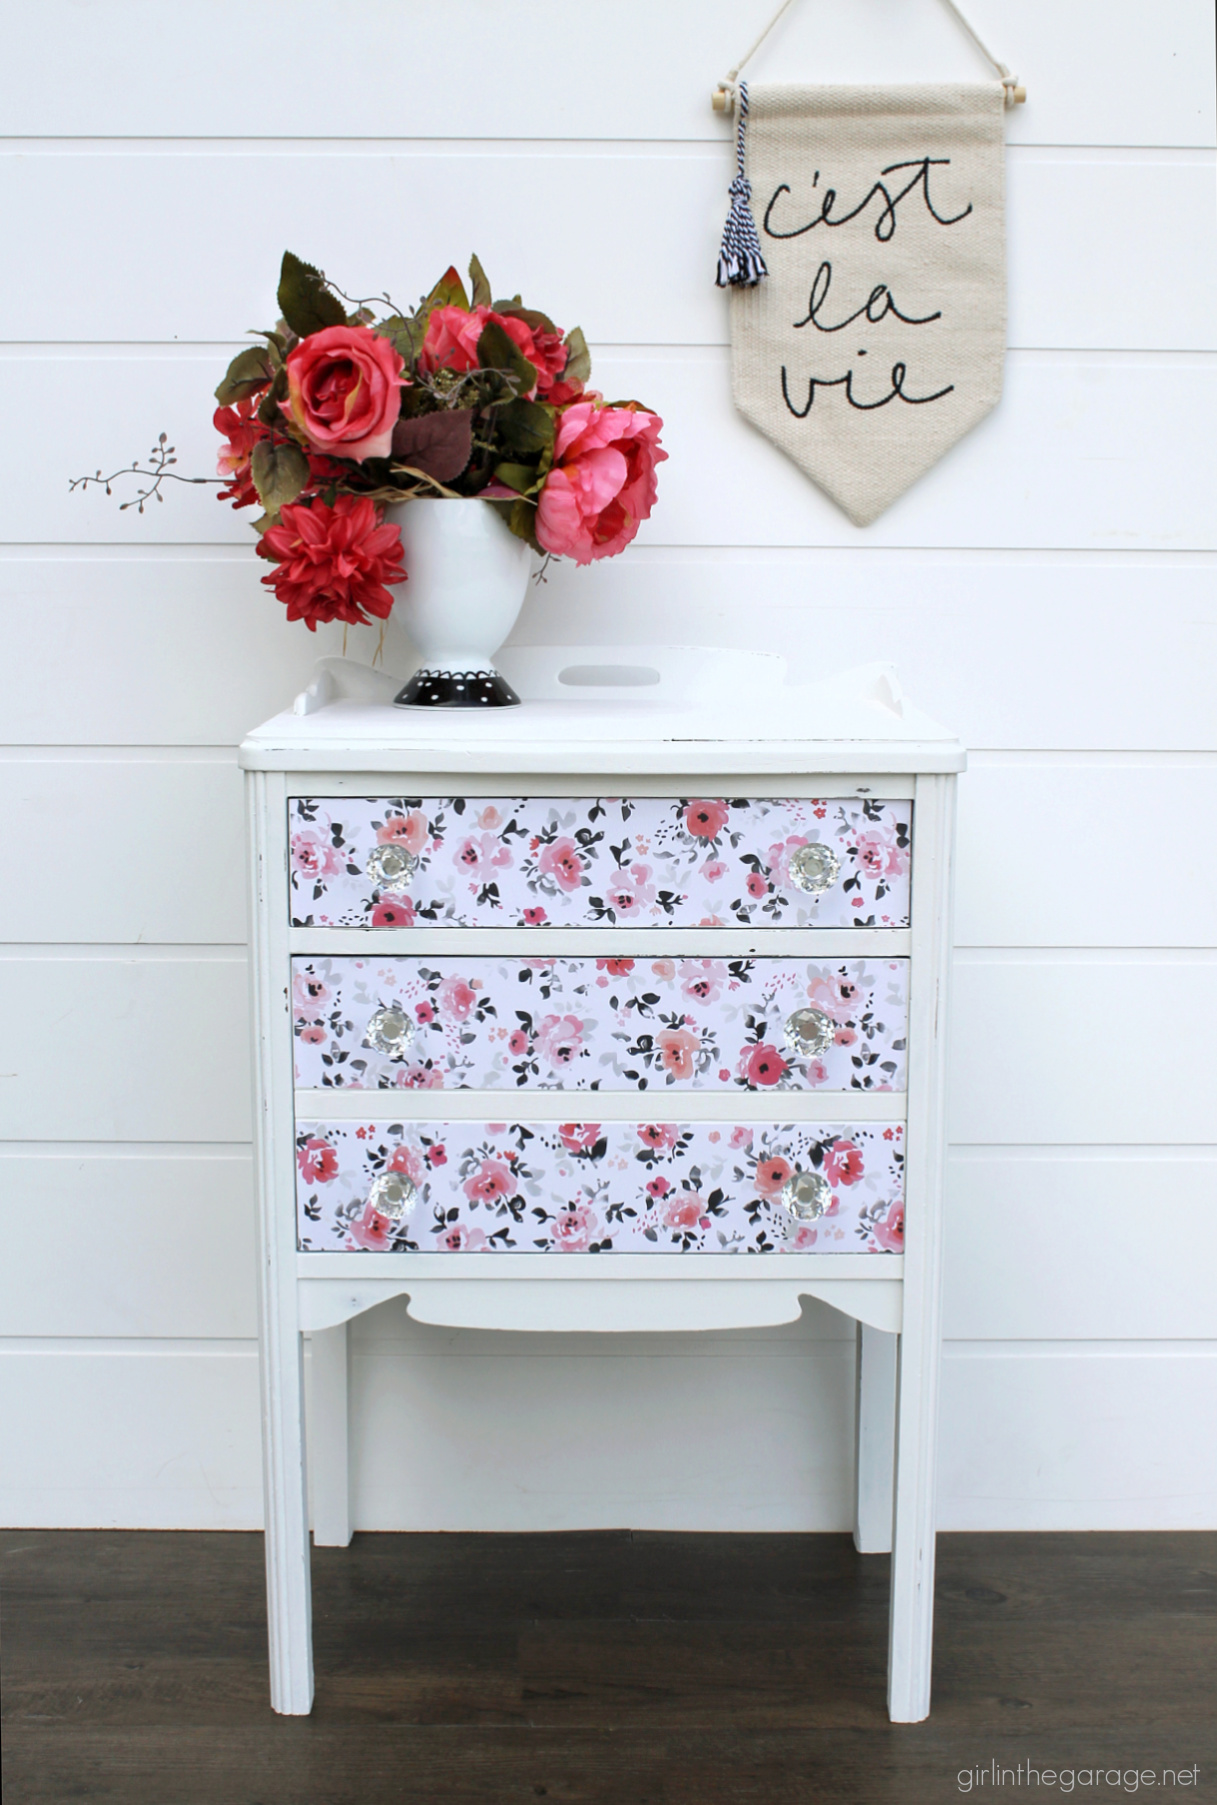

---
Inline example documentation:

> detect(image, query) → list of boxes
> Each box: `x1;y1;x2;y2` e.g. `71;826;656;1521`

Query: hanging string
712;0;1024;113
715;82;769;288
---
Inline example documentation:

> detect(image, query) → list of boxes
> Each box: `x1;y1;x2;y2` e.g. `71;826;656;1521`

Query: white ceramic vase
383;497;532;708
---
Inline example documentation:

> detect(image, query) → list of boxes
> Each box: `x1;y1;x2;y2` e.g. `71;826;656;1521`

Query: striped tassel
715;82;769;288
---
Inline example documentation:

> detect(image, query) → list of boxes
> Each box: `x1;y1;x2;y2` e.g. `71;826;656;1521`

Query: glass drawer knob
364;1004;414;1059
780;1169;831;1222
366;1171;416;1222
365;843;417;888
788;842;840;896
784;1006;835;1057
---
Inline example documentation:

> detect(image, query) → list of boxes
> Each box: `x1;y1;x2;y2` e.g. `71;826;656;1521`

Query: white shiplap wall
2;0;1215;1533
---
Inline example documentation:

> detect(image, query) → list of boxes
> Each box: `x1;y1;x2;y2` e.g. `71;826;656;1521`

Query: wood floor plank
3;1529;1214;1802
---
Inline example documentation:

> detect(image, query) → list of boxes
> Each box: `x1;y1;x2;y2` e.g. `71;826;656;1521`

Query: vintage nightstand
240;646;963;1721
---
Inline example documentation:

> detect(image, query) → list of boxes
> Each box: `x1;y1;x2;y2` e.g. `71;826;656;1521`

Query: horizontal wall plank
955;763;1217;946
0;1152;256;1338
0;1343;262;1529
949;956;1217;1144
3;151;1213;352
1;950;1210;1145
0;954;250;1141
3;552;1215;752
34;350;1217;552
3;0;1212;147
0;757;246;944
3;1329;1213;1531
944;1152;1217;1339
938;1343;1217;1529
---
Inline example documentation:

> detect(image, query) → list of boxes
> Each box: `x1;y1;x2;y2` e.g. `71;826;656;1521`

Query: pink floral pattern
291;955;907;1093
288;796;911;928
295;1119;905;1254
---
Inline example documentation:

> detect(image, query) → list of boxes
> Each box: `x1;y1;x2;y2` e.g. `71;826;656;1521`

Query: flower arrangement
76;252;666;635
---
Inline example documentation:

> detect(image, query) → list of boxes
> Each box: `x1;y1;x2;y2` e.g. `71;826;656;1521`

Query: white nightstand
240;647;963;1722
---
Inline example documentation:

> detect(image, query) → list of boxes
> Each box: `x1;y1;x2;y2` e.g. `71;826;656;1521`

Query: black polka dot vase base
394;667;521;710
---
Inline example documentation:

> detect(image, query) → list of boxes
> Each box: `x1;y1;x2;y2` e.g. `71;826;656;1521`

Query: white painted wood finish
308;1325;351;1549
3;0;1216;1669
854;1324;898;1555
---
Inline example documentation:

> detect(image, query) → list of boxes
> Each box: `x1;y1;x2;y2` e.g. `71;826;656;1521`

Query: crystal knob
363;1004;414;1059
365;843;417;888
784;1006;835;1057
780;1168;831;1222
366;1171;417;1223
787;842;840;896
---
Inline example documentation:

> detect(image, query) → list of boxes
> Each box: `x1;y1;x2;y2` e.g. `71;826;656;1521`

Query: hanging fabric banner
726;82;1007;525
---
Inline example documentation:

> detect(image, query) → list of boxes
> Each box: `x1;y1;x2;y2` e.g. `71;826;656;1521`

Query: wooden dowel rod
711;83;1025;109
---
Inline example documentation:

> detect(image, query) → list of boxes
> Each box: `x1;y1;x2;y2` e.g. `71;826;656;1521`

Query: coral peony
536;399;667;565
420;304;568;395
214;398;266;509
258;494;405;630
282;324;405;461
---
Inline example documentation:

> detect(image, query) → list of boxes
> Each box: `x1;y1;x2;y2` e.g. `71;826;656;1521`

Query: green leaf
477;319;536;389
277;251;346;339
507;496;540;549
561;325;591;386
468;253;492;310
424;265;470;312
215;345;274;405
256;364;290;427
251;439;310;514
496;399;555;458
492;461;540;495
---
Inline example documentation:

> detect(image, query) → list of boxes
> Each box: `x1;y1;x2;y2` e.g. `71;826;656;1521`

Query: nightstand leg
886;1317;940;1722
259;1312;314;1713
310;1323;352;1547
853;1322;896;1554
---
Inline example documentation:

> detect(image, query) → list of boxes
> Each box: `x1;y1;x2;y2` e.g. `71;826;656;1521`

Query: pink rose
663;1194;707;1231
292;969;329;1012
806;976;857;1024
454;831;513;882
855;829;909;879
871;1202;904;1252
536;1013;584;1067
679;960;727;1006
438;1222;489;1252
428;1143;447;1166
537;837;585;892
370;896;415;927
596;958;635;977
684;800;729;840
419;304;568;395
657;1027;700;1080
559;1123;602;1154
765;836;808;891
347;1201;394;1251
536;399;667;565
646;1176;673;1199
551;1203;598;1252
282;324;406;462
438;975;477;1021
651;959;676;982
746;872;768;899
523;906;547;925
824;1139;864;1185
754;1156;792;1197
401;1064;444;1089
387;1143;423;1182
744;1044;787;1088
784;1223;819;1251
291;827;343;882
297;1023;326;1046
729;1126;754;1150
297;1137;338;1183
604;863;656;917
638;1123;678;1151
508;1029;530;1055
377;811;428;854
702;859;728;882
463;1159;515;1206
415;1000;435;1025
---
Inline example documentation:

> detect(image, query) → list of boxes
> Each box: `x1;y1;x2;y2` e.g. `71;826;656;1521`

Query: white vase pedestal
382;497;532;708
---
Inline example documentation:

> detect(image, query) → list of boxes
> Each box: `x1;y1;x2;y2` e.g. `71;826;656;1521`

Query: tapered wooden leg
853;1322;896;1554
310;1323;352;1548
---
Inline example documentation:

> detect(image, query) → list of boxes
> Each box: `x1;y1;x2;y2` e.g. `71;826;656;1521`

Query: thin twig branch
69;434;225;513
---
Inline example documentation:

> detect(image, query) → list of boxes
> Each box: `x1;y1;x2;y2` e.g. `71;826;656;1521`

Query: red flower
746;872;768;898
370;896;415;927
214;398;267;510
258;494;406;631
824;1139;864;1186
297;1136;338;1183
596;958;635;976
523;906;547;925
684;800;729;840
745;1044;787;1087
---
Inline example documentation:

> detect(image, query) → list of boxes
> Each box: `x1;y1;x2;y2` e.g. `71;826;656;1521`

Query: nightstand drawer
292;953;907;1093
295;1117;905;1255
288;795;911;929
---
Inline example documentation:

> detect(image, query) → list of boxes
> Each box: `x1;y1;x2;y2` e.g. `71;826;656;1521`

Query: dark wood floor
3;1529;1214;1803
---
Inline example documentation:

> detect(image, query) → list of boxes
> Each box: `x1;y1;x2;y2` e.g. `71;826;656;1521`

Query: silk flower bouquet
80;251;667;707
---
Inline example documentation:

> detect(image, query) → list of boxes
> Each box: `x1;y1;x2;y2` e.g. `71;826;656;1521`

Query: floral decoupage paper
289;795;911;929
296;1118;906;1255
292;954;908;1093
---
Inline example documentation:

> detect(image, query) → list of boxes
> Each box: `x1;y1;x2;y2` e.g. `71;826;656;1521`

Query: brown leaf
390;409;474;482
